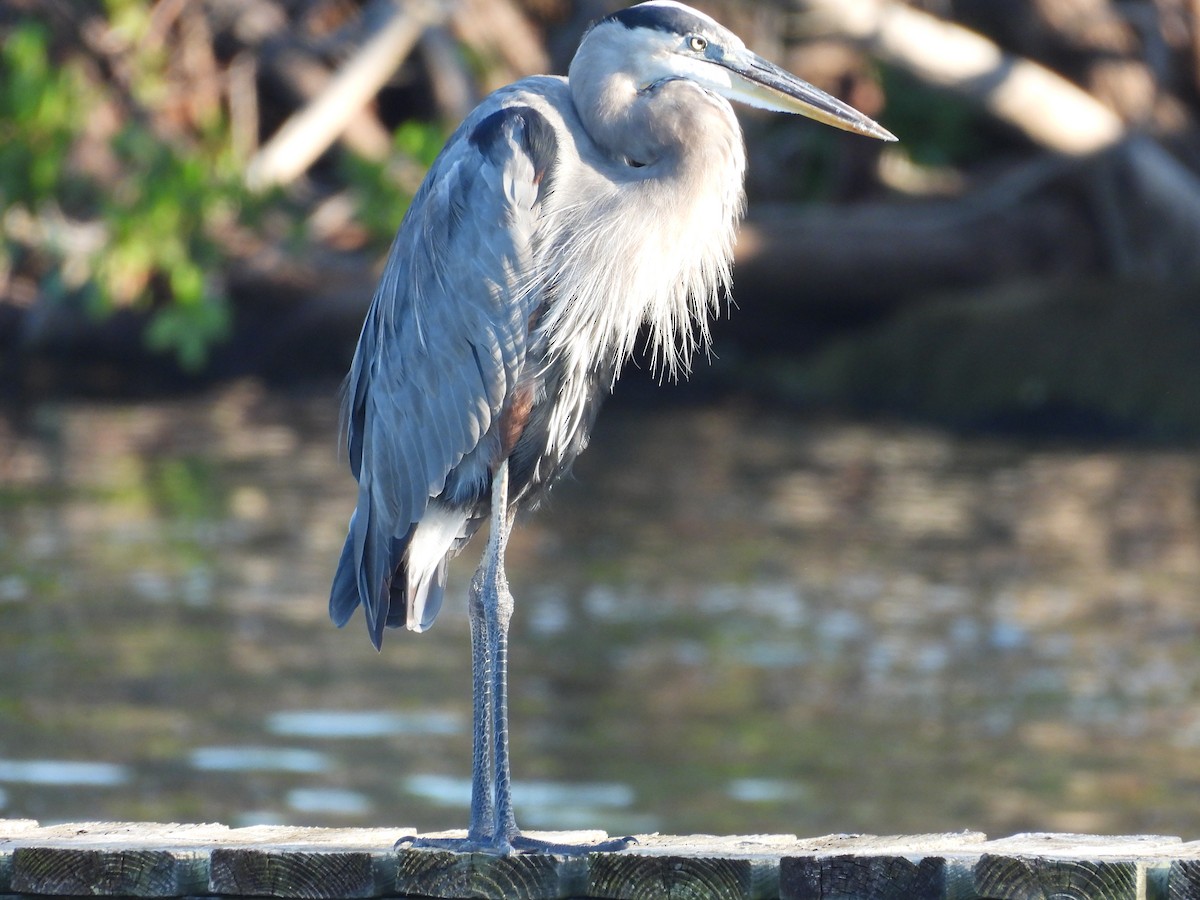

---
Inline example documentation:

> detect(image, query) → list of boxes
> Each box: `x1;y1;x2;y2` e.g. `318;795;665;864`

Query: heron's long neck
568;36;745;176
538;69;746;391
570;69;657;165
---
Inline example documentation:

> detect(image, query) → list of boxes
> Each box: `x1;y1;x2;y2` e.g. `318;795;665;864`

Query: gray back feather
332;95;560;648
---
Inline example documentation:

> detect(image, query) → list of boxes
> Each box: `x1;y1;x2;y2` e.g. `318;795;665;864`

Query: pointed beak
718;48;897;142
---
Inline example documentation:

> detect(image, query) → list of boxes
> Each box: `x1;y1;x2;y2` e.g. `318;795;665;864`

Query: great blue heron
330;0;894;855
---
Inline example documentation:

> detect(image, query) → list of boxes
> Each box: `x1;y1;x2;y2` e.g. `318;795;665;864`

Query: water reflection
286;787;373;817
0;760;130;787
189;747;329;773
1;382;1199;838
267;710;463;739
403;774;634;811
727;778;808;804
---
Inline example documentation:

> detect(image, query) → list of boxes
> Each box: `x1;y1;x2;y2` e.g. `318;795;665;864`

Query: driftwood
245;0;446;190
801;0;1126;154
1026;0;1164;125
257;36;393;163
769;0;1200;310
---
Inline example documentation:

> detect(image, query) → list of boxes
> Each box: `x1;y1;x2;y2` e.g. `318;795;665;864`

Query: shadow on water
2;380;1200;838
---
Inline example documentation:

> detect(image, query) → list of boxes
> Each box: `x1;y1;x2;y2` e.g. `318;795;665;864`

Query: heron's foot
394;832;637;856
510;832;637;855
394;833;513;855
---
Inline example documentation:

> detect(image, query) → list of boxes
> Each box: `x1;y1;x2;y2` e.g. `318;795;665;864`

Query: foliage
98;122;248;371
0;24;88;208
0;9;436;373
0;19;243;369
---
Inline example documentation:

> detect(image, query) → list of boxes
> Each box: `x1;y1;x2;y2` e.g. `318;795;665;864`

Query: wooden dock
2;820;1198;899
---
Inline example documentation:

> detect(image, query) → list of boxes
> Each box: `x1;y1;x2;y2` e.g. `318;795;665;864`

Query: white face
624;14;744;95
593;0;896;140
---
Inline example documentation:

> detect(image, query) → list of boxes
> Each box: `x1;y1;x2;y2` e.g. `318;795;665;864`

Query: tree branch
803;0;1127;154
245;0;446;191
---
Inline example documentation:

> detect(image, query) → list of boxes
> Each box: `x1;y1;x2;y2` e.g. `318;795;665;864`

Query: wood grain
588;834;797;900
781;854;947;900
589;851;756;900
973;854;1140;900
1170;859;1200;900
12;846;208;897
210;847;379;899
394;846;587;899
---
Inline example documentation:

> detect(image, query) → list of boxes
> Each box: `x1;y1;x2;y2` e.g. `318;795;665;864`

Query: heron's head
578;0;896;142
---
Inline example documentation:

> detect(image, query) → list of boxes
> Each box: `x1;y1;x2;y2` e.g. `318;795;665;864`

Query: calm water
2;382;1200;839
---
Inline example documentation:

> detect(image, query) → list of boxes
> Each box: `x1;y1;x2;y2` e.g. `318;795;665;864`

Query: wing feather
330;99;559;648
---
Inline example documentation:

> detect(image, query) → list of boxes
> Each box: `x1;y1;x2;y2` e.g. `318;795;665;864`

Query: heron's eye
687;35;708;52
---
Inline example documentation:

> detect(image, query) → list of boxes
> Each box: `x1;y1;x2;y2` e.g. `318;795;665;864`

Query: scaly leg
484;464;518;846
396;466;510;853
482;462;632;855
397;461;517;854
397;460;633;855
466;558;496;844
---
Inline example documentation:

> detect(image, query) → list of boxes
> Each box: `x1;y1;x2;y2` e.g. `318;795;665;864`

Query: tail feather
329;523;361;628
329;501;470;647
401;503;468;632
329;501;402;650
387;556;448;631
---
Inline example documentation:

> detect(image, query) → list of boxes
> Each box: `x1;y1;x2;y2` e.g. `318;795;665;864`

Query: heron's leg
466;561;495;843
481;463;636;856
467;458;520;846
397;459;633;856
487;496;519;842
397;504;505;854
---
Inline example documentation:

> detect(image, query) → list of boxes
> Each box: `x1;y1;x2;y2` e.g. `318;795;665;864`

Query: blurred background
3;0;1200;839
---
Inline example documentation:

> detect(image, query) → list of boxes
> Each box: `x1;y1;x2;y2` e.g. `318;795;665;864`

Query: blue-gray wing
330;103;559;648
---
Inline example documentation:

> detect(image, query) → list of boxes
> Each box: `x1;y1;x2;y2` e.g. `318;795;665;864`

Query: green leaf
144;293;231;371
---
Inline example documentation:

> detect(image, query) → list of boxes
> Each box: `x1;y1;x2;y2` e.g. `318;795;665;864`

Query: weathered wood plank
8;820;1200;900
1170;859;1200;900
209;847;379;899
971;834;1186;900
203;825;406;899
4;822;222;898
588;834;801;900
973;854;1143;900
786;833;990;854
978;832;1185;856
781;854;946;900
1;821;406;899
0;819;41;893
588;851;757;900
394;846;588;899
778;833;987;900
11;845;209;897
